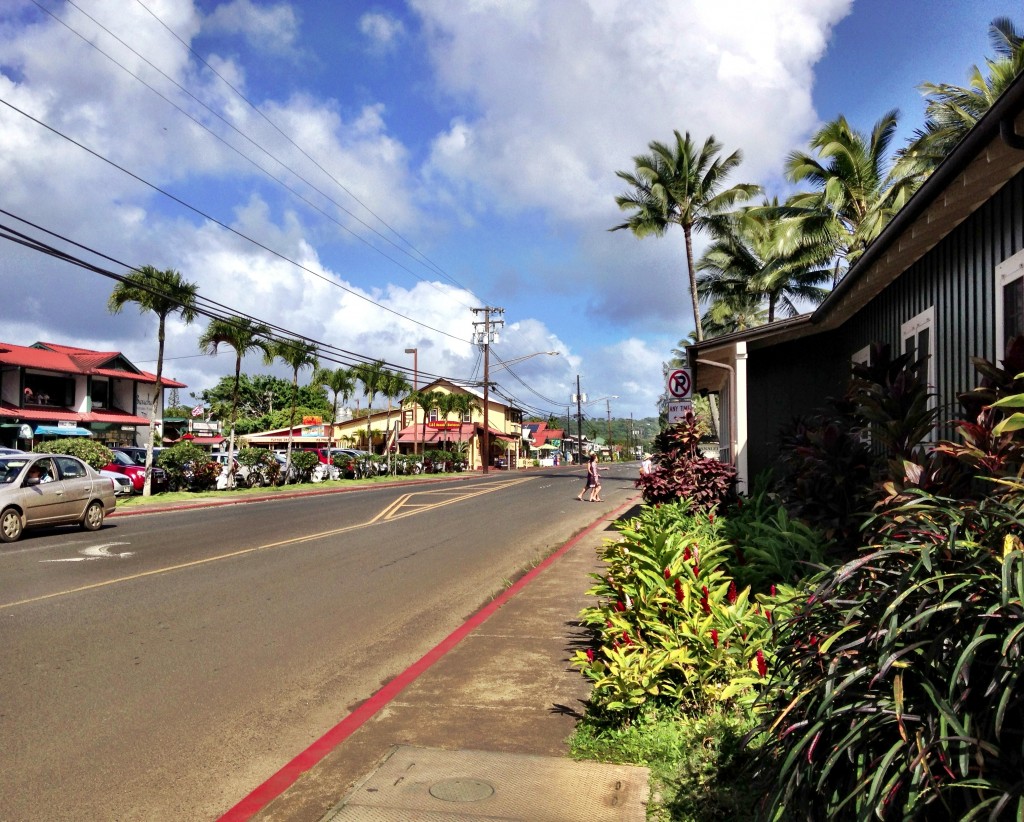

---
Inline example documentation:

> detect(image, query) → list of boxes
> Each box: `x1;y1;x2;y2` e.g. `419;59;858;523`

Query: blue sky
0;0;1018;422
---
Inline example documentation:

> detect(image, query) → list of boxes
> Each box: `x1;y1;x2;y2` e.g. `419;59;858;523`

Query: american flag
191;404;204;417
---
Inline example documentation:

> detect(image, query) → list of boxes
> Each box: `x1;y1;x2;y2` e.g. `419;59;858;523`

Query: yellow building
331;378;523;470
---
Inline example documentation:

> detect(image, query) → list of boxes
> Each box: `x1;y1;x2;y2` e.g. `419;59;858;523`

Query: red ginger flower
615;600;626;612
700;586;710;614
756;650;768;677
674;578;684;602
586;648;594;662
710;629;719;648
682;545;691;561
664;566;671;579
727;581;737;604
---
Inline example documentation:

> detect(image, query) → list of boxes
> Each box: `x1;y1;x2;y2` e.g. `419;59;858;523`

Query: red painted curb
216;499;634;822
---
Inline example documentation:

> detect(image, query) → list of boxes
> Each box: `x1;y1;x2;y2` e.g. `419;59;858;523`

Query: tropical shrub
237;448;278;485
289;449;319;481
157;442;219;490
720;473;831;592
636;411;737;511
33;438;113;470
753;489;1024;821
574;500;793;719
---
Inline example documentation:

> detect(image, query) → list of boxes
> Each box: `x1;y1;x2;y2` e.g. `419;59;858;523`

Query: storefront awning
35;425;92;437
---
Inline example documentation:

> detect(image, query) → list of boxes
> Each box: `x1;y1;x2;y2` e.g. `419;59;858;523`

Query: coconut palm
447;392;480;460
315;366;356;448
612;130;760;341
785;110;916;268
353;359;387;453
198;317;272;487
379;370;411;470
697;201;833;325
108;265;198;496
410;389;444;457
896;17;1024;178
263;337;319;475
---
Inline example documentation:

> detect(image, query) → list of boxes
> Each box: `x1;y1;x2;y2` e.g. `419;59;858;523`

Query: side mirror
24;476;41;487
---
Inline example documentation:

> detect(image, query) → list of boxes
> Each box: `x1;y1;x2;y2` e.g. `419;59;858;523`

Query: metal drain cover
429;777;495;802
323;745;649;821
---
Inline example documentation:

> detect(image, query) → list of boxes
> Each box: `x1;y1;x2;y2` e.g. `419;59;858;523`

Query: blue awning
34;425;93;438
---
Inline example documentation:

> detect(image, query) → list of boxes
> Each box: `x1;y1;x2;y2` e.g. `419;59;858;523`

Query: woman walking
577;454;607;502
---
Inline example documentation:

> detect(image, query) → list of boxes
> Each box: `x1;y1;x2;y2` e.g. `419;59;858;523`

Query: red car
102;450;167;493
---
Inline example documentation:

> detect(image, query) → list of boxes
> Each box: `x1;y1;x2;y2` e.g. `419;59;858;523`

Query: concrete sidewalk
236;498;650;822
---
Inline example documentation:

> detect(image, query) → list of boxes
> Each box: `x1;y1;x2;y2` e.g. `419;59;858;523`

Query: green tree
409;389;444;457
378;369;411;468
353;359;387;452
696;200;832;325
896;17;1024;178
263;338;319;473
198;316;272;487
447;392;479;455
785;110;915;269
108;265;198;496
314;366;356;447
612;130;760;341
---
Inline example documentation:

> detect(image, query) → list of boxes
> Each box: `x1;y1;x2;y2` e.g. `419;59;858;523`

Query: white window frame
902;306;936;415
995;247;1024;360
851;345;870;367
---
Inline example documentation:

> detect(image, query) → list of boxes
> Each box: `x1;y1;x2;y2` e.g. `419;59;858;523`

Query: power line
0;96;472;346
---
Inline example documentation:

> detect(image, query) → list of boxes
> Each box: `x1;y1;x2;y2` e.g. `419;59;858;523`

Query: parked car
302;447;369;465
100;469;133;497
209;452;254;488
0;447;25;456
0;453;116;542
103;449;168;493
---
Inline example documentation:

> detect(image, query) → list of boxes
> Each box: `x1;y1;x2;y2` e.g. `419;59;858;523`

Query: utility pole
606;398;613;457
472;306;504;474
575;375;585;461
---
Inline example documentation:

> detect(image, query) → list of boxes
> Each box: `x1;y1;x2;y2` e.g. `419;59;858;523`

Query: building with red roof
0;341;186;449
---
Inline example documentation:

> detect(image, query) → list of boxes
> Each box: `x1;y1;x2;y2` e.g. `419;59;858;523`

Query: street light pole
404;348;418;390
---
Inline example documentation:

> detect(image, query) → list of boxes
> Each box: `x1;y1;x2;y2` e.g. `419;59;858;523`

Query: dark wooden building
688;71;1024;491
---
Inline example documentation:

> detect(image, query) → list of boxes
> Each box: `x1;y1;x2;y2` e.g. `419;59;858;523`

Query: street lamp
404;348;418;390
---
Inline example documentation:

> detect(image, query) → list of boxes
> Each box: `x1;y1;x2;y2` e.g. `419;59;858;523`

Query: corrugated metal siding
841;170;1024;436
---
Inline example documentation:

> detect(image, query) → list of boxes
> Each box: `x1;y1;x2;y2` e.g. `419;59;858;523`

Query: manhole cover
428;777;495;802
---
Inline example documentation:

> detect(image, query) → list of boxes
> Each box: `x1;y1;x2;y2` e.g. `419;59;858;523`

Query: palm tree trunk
683;224;704;342
227;355;241;489
286;372;297;478
144;315;165;497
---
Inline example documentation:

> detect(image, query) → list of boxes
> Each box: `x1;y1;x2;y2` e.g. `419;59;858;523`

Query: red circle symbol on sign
668;369;691;398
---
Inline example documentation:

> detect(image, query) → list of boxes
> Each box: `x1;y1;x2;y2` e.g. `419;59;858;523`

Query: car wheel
0;507;24;543
80;500;104;531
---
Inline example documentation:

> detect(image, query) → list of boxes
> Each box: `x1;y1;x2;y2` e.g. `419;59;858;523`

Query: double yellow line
1;477;532;610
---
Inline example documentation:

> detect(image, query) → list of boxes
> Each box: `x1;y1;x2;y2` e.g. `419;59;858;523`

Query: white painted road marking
42;542;134;563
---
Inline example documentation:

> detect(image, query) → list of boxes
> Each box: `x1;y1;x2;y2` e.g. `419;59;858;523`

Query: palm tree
263;337;319;475
409;389;444;457
353;359;387;452
379;370;411;470
198;317;272;487
314;366;356;449
447;392;479;461
108;265;198;496
896;17;1024;178
434;391;459;452
612;130;760;341
696;201;832;325
785;110;915;268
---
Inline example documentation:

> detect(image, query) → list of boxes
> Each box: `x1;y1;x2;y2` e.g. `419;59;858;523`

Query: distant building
0;340;186;449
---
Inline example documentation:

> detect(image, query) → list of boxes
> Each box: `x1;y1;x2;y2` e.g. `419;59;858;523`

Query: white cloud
417;0;851;222
203;0;300;55
359;12;405;53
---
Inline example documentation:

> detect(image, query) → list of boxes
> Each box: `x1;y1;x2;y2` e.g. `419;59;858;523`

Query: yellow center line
1;477;533;610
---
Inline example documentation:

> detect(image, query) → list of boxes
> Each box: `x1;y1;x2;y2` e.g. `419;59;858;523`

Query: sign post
666;368;693;424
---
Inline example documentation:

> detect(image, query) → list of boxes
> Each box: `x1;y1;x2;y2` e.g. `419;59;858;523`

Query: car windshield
111;451;136;466
0;457;30;484
117;450;146;465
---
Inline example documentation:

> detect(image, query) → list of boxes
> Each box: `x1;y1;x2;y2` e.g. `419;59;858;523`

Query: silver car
0;453;116;542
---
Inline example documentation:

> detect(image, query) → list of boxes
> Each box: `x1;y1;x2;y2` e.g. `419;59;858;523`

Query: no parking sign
667;369;692;423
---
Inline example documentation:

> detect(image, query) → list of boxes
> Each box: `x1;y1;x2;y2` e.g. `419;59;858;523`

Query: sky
0;0;1019;424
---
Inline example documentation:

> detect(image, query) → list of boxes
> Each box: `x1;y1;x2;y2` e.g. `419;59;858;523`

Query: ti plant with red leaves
573;500;798;719
753;489;1024;821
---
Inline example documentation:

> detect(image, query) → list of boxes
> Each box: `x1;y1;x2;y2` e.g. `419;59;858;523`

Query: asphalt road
0;464;639;821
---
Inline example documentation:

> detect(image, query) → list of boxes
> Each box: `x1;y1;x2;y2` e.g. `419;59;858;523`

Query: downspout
1000;117;1024;150
696;346;749;494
